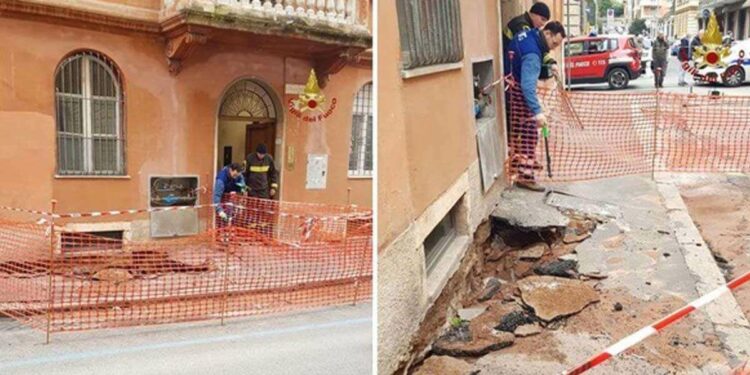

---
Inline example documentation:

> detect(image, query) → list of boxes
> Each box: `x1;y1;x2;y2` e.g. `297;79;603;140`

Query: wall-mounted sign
149;176;199;207
288;69;337;123
305;154;328;190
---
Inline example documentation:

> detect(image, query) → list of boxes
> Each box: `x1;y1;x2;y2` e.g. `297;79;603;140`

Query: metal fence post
351;223;371;306
220;214;232;326
651;70;661;180
45;199;57;344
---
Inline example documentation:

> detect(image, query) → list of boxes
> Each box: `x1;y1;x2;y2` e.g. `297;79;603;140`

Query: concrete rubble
491;189;569;231
413;356;475;375
513;323;542;337
413;175;750;374
517;243;547;261
432;324;515;357
458;306;487;322
478;277;503;302
517;276;600;322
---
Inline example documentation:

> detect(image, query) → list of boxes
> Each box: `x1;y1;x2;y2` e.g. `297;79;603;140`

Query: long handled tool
552;72;584;129
542;122;552;178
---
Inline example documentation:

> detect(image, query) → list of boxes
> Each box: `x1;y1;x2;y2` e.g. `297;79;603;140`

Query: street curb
656;176;750;362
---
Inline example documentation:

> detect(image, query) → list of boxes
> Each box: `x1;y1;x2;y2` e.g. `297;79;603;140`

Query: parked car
563;35;642;89
697;40;750;87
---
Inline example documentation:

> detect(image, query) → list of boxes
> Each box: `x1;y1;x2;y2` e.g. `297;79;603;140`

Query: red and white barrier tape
2;203;371;225
565;269;750;374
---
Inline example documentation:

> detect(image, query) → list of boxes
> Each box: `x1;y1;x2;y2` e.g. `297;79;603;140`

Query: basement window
424;208;457;274
61;230;124;253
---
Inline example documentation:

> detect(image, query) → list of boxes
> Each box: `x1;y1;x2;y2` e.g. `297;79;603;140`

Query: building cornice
0;1;373;78
0;0;161;34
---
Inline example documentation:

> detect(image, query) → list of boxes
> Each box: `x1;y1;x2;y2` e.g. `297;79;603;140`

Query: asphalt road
569;56;750;96
0;303;372;375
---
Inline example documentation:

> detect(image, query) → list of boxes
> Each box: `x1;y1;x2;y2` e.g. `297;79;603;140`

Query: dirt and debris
436;321;472;344
495;310;537;333
93;268;133;283
564;288;728;370
432;318;515;357
613;302;624;312
517;276;600;322
458;306;487;322
477;277;503;302
533;260;578;278
514;323;543;337
518;243;547;261
413;356;476;375
675;176;750;318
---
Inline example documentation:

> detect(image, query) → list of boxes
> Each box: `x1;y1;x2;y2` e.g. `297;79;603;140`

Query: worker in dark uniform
506;21;566;192
502;2;558;80
213;162;245;224
245;144;278;199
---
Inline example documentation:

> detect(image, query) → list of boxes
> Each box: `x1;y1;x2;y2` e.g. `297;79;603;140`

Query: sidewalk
469;175;749;374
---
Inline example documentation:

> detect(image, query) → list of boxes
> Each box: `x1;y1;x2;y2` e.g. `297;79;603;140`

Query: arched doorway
216;79;281;197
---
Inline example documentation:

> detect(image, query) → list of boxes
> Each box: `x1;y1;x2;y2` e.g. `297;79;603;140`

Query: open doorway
216;79;281;198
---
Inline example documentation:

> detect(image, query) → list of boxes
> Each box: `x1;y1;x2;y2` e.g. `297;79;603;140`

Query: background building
700;0;750;40
675;0;699;37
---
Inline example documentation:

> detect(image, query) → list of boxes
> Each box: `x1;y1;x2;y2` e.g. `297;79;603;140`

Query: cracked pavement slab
469;175;750;373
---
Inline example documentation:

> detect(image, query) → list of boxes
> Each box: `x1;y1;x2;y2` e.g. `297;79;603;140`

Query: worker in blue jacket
213;162;246;221
505;21;566;191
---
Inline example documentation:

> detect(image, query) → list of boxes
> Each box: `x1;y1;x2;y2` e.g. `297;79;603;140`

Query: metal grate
348;82;373;177
396;0;464;70
55;51;125;176
219;80;277;120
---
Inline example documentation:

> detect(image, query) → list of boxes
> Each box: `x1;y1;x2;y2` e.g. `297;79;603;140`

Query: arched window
348;82;373;177
55;51;124;175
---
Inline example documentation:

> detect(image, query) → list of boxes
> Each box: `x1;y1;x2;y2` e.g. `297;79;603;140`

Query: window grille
55;51;125;175
348;82;373;177
396;0;464;70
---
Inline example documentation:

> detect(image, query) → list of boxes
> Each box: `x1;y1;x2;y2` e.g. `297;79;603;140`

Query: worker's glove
236;182;248;194
548;63;560;79
218;211;229;221
534;113;548;127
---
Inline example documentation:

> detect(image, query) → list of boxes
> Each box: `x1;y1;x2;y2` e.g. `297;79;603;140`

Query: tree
599;0;624;18
629;19;647;35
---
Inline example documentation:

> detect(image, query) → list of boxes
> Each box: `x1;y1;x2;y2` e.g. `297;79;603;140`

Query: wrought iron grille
55;51;125;176
349;82;373;177
396;0;464;70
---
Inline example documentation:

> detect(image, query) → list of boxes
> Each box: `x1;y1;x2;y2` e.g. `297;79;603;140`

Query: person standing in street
678;34;691;86
690;30;703;62
505;21;566;191
245;144;279;199
652;32;670;88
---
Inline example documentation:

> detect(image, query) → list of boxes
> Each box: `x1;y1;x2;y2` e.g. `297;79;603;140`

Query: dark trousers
652;59;667;87
506;87;539;181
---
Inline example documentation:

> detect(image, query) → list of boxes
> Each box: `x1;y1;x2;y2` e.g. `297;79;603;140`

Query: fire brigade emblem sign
288;69;337;122
693;12;731;69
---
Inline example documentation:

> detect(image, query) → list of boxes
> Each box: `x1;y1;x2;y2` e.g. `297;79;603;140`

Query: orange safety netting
507;83;750;182
0;195;371;337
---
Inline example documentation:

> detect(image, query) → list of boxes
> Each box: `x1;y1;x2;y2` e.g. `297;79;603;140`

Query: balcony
161;0;371;76
164;0;368;27
0;0;371;80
